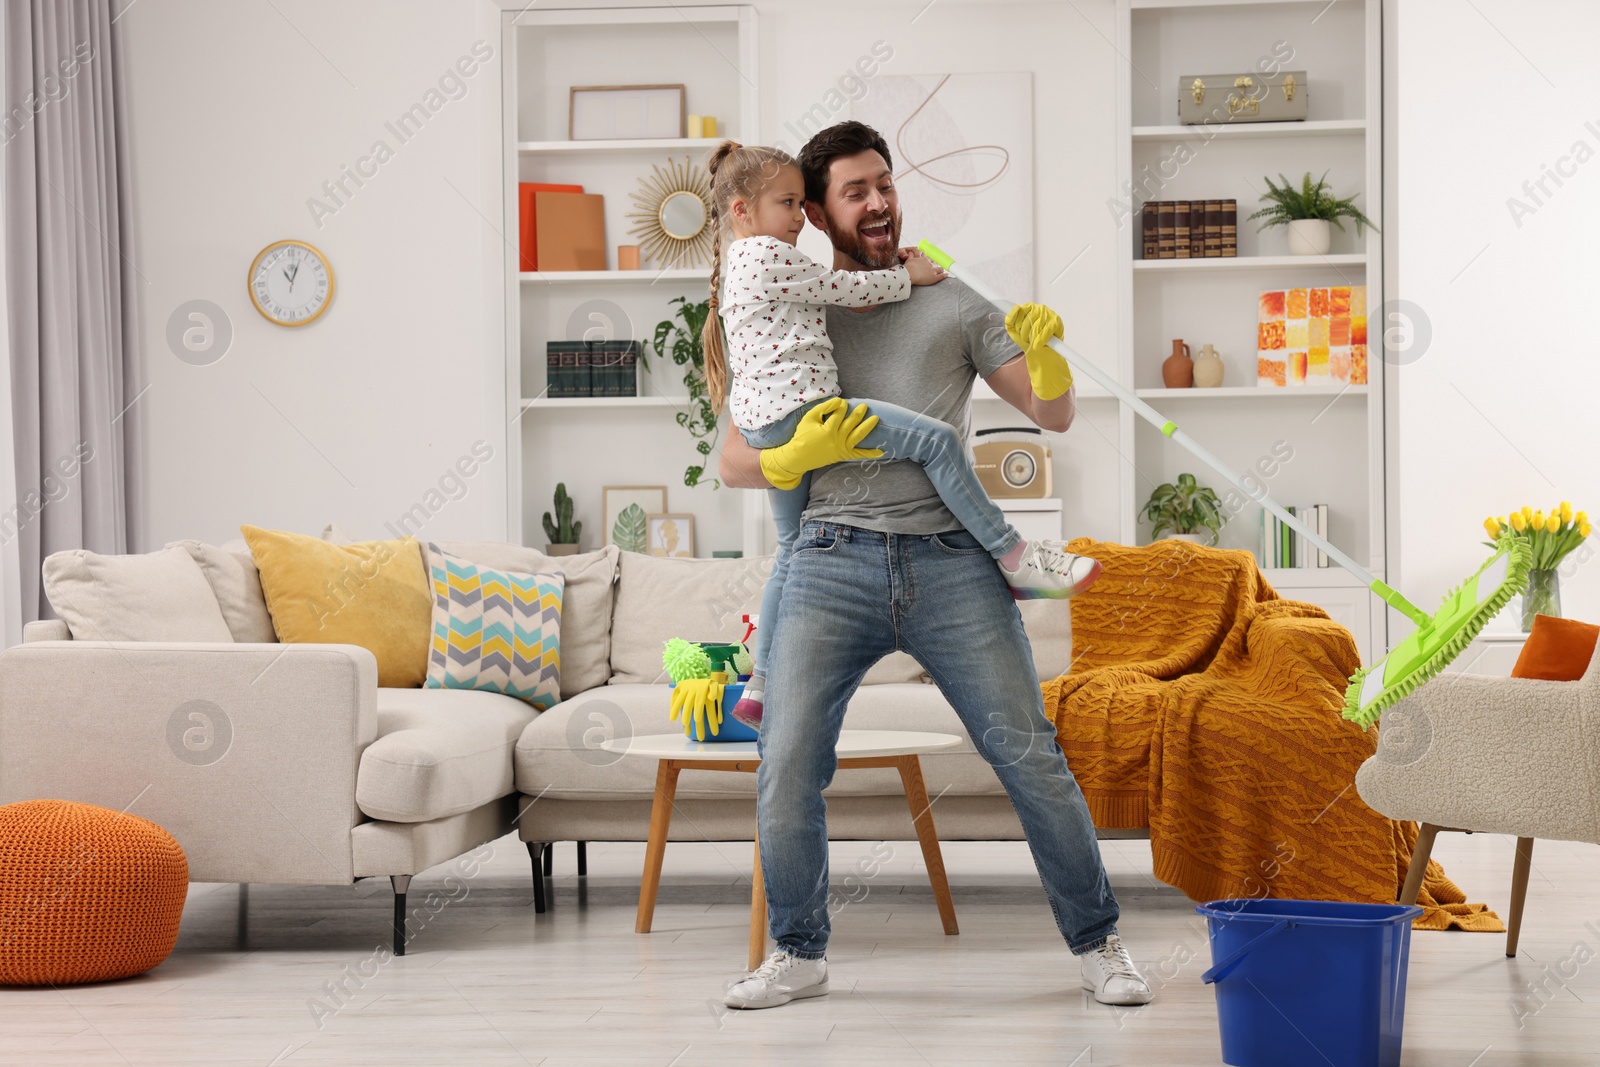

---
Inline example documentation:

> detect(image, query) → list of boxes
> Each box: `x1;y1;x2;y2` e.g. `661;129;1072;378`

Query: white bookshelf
1131;119;1365;142
1136;385;1368;400
1116;0;1385;662
519;269;711;285
522;396;689;410
502;5;759;554
972;379;1115;403
1132;253;1366;273
517;138;729;156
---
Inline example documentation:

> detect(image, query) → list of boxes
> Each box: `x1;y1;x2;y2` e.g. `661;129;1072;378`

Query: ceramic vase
1162;339;1194;388
1194;344;1225;387
1287;219;1332;256
545;543;581;556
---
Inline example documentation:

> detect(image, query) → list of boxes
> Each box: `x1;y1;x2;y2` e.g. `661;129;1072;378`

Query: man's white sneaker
723;950;829;1010
1000;540;1103;601
1079;933;1153;1005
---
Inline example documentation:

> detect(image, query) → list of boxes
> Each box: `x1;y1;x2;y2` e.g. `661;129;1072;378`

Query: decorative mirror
659;191;706;240
626;156;714;268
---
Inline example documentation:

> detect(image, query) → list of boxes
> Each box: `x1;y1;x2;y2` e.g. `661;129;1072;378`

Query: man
717;121;1153;1011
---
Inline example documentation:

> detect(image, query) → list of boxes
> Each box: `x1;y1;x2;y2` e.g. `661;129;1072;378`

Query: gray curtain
4;0;143;622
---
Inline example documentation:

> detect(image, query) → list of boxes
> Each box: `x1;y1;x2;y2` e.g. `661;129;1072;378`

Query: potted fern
1143;473;1224;546
542;483;582;556
1248;170;1377;256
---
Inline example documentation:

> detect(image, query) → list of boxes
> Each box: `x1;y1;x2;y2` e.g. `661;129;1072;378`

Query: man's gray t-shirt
801;277;1021;534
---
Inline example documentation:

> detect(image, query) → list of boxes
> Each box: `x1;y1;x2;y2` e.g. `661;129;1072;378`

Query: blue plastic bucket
668;680;758;742
1197;899;1424;1067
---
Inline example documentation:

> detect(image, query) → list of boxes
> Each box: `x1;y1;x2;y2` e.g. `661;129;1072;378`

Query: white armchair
1355;653;1600;955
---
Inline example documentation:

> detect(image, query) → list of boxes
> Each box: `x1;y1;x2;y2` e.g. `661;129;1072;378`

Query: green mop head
662;638;711;683
1343;536;1532;728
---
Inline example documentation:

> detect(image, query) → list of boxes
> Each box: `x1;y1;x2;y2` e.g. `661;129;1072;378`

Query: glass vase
1521;568;1561;632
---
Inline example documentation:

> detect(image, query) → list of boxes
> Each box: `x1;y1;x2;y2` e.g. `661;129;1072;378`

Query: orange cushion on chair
1511;615;1600;681
0;800;188;986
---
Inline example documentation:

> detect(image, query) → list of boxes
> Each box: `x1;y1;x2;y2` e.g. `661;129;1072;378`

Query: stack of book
1140;200;1238;259
546;340;641;398
1261;504;1329;568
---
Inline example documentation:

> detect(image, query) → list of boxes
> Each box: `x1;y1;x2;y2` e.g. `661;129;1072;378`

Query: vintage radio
1178;71;1308;125
972;428;1052;499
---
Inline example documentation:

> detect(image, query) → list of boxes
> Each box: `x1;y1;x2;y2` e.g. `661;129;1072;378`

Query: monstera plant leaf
613;504;648;553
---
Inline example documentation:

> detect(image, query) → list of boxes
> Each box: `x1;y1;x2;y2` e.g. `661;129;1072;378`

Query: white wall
121;0;505;548
1394;0;1600;628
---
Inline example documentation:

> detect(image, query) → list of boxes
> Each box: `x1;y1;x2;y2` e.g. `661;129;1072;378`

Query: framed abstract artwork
1257;286;1368;387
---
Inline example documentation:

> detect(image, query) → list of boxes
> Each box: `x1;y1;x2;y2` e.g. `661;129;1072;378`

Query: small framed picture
647;513;695;558
569;84;686;141
603;485;667;553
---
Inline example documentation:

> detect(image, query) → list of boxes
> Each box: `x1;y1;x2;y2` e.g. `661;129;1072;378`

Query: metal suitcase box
1178;70;1308;125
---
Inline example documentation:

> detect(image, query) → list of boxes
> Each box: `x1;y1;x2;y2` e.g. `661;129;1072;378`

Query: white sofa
0;536;1085;955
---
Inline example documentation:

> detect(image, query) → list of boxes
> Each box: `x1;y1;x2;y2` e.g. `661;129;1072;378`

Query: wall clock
248;240;334;326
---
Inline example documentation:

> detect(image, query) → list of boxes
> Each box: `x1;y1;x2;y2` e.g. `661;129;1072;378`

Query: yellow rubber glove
1004;303;1073;400
758;396;885;491
669;673;726;740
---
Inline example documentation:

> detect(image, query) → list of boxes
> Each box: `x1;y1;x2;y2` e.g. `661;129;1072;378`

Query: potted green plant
542;482;583;556
1143;473;1224;546
1247;170;1378;256
651;296;720;489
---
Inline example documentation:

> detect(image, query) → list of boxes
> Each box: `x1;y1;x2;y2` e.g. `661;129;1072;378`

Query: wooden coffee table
603;729;965;969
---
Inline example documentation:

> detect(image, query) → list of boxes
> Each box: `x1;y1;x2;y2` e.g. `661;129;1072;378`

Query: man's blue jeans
741;396;1022;680
755;521;1120;960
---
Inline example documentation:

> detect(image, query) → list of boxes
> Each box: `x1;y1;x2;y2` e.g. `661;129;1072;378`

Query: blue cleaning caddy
1197;898;1424;1067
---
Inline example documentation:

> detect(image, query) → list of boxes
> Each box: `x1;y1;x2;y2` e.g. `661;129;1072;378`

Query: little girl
700;141;1102;727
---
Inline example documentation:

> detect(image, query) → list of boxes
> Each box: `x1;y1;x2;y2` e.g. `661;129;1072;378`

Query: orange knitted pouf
0;799;188;986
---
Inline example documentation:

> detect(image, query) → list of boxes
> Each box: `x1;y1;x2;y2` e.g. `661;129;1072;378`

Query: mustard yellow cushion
240;525;431;687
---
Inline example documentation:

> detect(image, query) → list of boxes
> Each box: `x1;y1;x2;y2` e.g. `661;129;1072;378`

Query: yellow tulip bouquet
1483;503;1590;567
1483;502;1590;629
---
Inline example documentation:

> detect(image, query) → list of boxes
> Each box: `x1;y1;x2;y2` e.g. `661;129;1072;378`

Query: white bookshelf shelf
520;269;710;284
517;138;727;155
1132;119;1365;142
1136;386;1369;400
522;396;687;410
1133;254;1366;273
972;380;1113;402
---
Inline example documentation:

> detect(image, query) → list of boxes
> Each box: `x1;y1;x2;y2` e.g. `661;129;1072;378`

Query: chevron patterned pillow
422;542;564;708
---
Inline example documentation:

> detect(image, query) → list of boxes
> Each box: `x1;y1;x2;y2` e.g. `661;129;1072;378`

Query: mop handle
917;240;1429;627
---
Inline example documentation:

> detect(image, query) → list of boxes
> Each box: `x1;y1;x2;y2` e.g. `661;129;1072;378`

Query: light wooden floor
2;832;1595;1066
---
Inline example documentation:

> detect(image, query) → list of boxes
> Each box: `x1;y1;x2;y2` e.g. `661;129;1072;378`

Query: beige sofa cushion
1019;598;1072;683
41;546;233;643
433;542;619;698
167;540;276;643
514;683;1003;803
356;687;537;823
607;552;927;685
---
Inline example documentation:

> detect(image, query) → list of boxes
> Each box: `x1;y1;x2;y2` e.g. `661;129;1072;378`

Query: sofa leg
1506;837;1535;957
527;841;547;913
543;841;554;877
391;874;412;957
1399;823;1440;905
577;841;587;877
